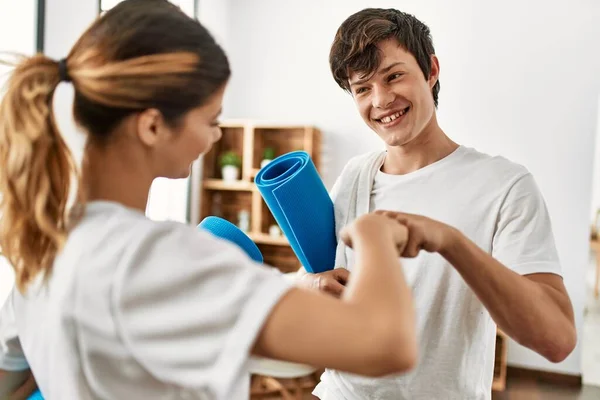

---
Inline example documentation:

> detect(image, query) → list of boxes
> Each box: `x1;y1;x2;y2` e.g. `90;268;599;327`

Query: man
298;8;576;400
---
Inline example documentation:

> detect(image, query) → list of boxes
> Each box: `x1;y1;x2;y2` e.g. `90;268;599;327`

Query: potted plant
260;147;276;169
219;151;242;182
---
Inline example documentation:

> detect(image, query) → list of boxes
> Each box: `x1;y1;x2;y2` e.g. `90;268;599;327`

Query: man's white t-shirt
0;201;292;399
314;145;562;400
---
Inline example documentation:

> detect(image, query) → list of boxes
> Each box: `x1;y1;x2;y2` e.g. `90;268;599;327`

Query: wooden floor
492;379;600;400
301;380;600;400
259;376;600;399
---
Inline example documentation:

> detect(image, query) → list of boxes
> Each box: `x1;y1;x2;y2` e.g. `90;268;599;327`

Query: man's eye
355;87;369;94
389;73;404;81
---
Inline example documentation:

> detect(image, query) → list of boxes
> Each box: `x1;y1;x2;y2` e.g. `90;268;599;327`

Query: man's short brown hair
329;8;440;107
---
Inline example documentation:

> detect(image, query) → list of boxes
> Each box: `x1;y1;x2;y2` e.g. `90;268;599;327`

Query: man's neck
381;117;458;175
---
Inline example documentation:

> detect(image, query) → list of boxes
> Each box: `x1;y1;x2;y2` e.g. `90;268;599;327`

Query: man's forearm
440;228;576;362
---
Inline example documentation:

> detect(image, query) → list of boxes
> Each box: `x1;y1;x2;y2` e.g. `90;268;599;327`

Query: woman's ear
136;108;167;147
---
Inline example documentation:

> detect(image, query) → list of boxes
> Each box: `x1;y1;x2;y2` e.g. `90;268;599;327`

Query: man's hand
374;210;455;257
297;212;410;298
299;268;350;298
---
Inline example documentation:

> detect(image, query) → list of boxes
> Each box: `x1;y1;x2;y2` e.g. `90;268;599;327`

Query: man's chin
381;133;411;147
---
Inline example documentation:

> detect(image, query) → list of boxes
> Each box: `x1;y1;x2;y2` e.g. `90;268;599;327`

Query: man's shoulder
460;146;530;181
338;150;386;177
345;150;386;167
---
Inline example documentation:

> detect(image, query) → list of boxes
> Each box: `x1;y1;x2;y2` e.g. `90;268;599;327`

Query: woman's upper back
3;201;291;399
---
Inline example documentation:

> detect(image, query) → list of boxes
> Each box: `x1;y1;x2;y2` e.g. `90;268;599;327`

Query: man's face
348;38;439;147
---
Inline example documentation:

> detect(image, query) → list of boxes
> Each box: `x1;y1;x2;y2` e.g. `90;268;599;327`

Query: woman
0;1;416;399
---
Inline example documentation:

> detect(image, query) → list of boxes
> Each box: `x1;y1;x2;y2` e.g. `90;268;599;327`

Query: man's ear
136;108;166;147
429;54;440;89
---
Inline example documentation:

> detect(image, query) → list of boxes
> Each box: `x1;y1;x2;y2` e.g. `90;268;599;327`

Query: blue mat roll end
198;216;264;264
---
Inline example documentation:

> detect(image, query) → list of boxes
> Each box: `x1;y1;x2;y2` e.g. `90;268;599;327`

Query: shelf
258;245;301;273
203;179;254;191
249;232;289;246
198;121;321;276
252;126;317;172
202;126;246;181
200;191;253;226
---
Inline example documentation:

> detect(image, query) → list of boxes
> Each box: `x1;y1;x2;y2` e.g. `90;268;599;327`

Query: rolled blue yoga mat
198;216;264;263
255;151;336;274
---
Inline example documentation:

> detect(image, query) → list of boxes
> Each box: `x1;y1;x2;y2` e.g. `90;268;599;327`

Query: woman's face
154;84;226;179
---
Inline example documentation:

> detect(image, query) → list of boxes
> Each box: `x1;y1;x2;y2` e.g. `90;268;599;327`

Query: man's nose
372;85;395;109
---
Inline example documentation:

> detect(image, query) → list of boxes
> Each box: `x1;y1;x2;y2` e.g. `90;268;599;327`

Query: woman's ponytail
0;54;78;292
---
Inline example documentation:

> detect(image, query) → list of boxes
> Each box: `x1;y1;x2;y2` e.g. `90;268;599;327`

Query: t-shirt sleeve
0;289;29;371
112;222;292;397
492;173;562;276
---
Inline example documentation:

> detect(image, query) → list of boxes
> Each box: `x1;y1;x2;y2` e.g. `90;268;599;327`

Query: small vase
269;224;281;237
260;159;272;169
222;165;239;182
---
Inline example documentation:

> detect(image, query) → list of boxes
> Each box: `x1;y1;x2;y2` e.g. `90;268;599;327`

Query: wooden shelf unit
199;121;322;273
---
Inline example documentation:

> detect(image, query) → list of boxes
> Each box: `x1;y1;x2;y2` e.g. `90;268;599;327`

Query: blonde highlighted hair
0;0;230;292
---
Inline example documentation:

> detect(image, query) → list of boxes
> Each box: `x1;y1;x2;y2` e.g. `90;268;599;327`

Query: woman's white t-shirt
0;201;292;399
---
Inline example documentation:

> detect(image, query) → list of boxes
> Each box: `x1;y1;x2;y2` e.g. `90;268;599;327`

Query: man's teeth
380;109;407;123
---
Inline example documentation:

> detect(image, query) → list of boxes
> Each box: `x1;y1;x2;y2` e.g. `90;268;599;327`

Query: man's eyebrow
379;61;406;74
349;62;406;87
349;77;370;87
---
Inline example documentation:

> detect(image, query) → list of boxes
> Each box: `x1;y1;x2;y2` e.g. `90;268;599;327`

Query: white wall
0;0;38;303
197;0;231;111
190;0;230;225
591;98;600;225
0;0;36;59
223;0;600;375
45;0;98;165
